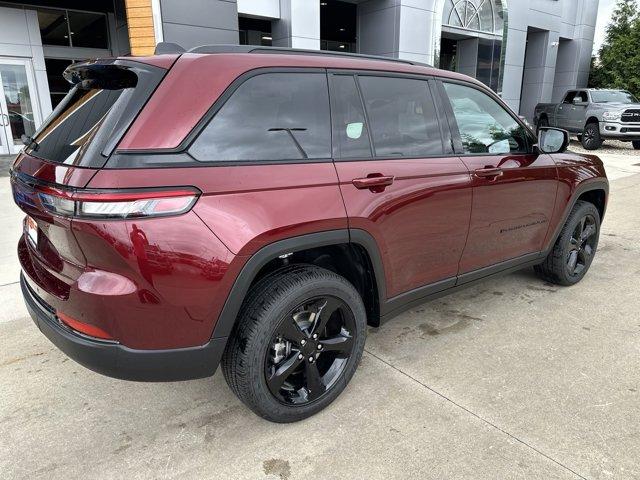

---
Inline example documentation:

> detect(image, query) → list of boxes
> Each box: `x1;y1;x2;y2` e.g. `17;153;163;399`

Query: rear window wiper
268;127;308;159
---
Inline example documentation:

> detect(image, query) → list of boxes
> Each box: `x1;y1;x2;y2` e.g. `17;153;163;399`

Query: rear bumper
21;273;226;382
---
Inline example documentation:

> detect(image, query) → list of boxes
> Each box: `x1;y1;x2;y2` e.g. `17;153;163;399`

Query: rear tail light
36;186;200;219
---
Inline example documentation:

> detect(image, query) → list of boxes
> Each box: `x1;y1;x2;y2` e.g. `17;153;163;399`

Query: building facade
0;0;598;155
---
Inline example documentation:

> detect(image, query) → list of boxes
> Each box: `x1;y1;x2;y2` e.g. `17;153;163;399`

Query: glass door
0;58;41;155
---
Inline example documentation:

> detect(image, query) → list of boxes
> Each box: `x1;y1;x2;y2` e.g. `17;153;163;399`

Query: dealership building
0;0;598;155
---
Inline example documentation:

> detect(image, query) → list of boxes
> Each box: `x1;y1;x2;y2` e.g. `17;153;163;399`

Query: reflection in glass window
45;59;75;108
443;82;528;154
359;76;443;157
0;64;35;144
330;75;371;159
31;88;123;164
191;73;331;161
37;9;70;46
37;8;109;49
68;12;109;49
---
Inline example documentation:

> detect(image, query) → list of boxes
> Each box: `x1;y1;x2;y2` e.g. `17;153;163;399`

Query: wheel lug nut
298;354;303;360
312;334;318;340
308;356;314;363
317;344;323;350
300;339;306;346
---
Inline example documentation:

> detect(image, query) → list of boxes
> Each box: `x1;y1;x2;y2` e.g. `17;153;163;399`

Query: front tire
632;140;640;150
221;265;367;423
581;122;602;150
535;200;600;286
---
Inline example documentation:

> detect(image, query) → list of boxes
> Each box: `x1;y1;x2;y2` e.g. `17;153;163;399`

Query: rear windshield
29;87;123;164
25;60;166;167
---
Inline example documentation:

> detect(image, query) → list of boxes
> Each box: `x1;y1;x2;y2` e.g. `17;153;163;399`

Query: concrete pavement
1;153;639;480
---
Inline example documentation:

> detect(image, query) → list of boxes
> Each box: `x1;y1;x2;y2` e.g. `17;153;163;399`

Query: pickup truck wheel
536;117;549;134
581;122;602;150
534;200;600;286
221;265;366;423
632;140;640;150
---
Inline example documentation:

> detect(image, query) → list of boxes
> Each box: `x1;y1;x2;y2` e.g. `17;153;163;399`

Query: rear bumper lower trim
21;273;225;382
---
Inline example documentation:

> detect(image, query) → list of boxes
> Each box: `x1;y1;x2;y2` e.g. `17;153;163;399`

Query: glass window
591;90;638;103
0;64;36;144
68;12;109;49
563;91;576;104
443;82;529;154
358;76;443;157
30;87;123;163
190;73;331;162
37;9;70;46
45;59;75;108
330;75;371;158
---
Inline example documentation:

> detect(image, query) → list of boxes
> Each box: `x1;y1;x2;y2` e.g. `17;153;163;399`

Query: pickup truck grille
621;109;640;123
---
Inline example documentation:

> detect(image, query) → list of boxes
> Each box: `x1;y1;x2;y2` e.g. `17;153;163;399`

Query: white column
272;0;320;49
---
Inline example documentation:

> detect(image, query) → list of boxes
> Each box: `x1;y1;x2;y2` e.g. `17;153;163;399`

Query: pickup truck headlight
602;111;622;121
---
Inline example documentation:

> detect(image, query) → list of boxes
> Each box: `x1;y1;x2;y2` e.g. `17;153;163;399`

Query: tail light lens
37;186;200;219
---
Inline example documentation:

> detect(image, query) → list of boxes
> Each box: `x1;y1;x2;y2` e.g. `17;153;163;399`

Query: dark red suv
11;46;608;422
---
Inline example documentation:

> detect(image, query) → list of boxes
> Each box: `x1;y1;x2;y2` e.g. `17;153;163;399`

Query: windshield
591;90;638;104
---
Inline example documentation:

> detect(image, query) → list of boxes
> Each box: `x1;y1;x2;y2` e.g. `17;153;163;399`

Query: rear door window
329;74;372;159
358;76;443;157
190;72;331;162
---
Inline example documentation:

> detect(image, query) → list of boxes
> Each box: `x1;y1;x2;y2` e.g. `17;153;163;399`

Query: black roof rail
185;44;432;67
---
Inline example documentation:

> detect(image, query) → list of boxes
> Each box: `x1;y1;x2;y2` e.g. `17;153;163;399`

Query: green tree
589;0;640;97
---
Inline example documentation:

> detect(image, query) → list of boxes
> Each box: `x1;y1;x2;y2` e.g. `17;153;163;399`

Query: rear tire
534;200;600;286
581;122;602;150
221;265;367;423
633;140;640;150
536;117;549;135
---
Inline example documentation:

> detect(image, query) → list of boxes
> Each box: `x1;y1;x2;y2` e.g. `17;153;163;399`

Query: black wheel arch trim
210;229;388;340
544;179;608;254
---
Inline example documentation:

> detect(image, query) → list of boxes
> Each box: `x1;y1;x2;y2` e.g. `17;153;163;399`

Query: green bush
589;0;640;98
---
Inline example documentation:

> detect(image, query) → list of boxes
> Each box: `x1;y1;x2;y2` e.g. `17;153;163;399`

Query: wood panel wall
124;0;156;56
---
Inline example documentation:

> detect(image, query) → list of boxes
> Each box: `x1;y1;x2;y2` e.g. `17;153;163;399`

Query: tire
221;265;367;423
633;140;640;150
536;116;549;135
581;122;602;150
534;200;600;286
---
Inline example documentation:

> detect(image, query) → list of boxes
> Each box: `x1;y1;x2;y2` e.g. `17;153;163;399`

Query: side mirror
537;127;569;154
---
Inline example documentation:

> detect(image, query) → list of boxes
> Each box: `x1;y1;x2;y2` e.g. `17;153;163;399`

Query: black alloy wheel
222;265;366;422
265;296;355;405
566;213;598;278
581;122;602;150
534;200;601;286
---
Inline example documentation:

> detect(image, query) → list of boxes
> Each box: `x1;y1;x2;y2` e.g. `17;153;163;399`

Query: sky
593;0;619;53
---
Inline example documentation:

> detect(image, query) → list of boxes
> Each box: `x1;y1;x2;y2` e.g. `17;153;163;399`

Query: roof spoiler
154;42;185;55
63;60;138;89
